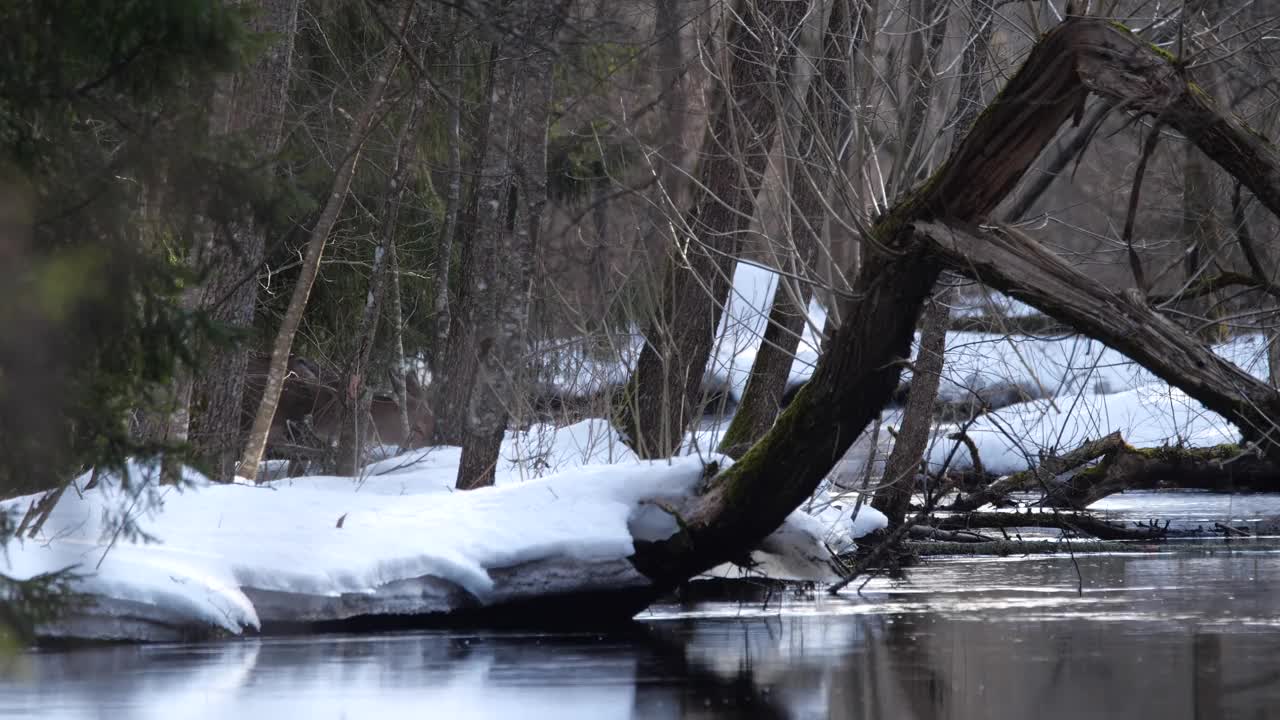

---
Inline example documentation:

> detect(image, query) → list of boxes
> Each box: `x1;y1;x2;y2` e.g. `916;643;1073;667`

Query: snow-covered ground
1;420;885;643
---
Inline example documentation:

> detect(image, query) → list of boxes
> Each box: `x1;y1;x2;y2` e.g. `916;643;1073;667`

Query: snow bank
529;262;825;415
706;261;824;403
927;383;1241;475
3;421;881;643
932;332;1270;407
532;254;1271;439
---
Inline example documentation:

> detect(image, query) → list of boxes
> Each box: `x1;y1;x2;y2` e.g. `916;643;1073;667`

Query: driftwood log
947;431;1280;511
932;510;1172;541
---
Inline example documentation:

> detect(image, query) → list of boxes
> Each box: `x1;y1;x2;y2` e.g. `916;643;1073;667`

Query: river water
5;546;1280;719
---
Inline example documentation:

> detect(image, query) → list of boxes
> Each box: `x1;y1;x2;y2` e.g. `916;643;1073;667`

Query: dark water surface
5;550;1280;719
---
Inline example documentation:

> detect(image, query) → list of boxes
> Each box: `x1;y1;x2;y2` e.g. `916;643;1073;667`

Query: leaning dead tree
619;17;1280;597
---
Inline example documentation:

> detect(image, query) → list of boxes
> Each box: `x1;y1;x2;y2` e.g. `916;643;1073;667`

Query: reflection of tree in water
14;590;1280;719
1194;631;1224;720
637;618;800;719
882;614;951;720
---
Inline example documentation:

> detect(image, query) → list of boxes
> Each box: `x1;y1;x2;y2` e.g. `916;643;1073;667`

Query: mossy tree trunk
949;431;1280;510
626;18;1280;592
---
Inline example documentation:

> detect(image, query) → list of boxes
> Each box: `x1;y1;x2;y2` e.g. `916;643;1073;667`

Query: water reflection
5;552;1280;719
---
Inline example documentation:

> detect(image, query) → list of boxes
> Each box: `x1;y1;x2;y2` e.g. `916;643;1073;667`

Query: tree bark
386;242;413;447
431;42;498;445
455;1;565;490
184;0;300;482
626;18;1280;592
870;287;951;526
617;0;813;459
432;6;465;371
239;4;411;482
717;0;852;459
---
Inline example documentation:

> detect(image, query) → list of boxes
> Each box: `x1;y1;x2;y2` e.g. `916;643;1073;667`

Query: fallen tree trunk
630;17;1113;590
950;431;1280;510
1040;443;1280;508
933;510;1172;541
629;17;1280;595
948;431;1126;511
919;221;1280;459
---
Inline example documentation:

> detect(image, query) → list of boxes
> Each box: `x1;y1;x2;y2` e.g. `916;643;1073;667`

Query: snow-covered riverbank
1;421;885;643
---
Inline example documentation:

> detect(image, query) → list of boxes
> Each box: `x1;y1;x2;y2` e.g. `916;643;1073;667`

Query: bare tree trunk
1180;0;1234;343
921;221;1280;456
654;0;688;166
617;0;812;459
1182;143;1231;342
888;0;948;195
870;287;951;526
644;0;692;255
946;0;996;139
456;1;566;490
431;43;499;445
181;0;300;483
1270;332;1280;389
867;0;989;525
335;62;428;476
386;242;413;447
239;4;411;482
718;0;853;458
433;6;465;366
